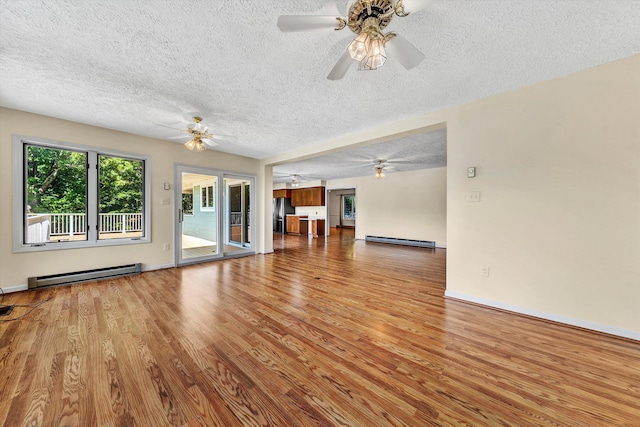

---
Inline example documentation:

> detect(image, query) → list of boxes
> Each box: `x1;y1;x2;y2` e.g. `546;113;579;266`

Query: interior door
175;166;222;265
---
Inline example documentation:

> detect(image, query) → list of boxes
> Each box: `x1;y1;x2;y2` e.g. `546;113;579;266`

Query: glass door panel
223;175;254;255
176;168;221;265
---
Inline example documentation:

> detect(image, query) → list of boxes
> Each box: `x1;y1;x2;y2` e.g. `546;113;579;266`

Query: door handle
178;209;184;223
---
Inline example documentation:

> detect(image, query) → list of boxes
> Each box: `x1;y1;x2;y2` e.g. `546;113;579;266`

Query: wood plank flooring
1;228;639;426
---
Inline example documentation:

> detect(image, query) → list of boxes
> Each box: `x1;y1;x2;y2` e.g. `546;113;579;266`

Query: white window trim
12;135;151;253
200;184;215;212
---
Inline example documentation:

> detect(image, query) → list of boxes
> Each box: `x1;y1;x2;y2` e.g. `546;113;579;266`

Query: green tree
26;146;144;214
99;156;143;214
27;145;87;213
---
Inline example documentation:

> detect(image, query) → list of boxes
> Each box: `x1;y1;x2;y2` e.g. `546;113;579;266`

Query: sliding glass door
175;166;255;265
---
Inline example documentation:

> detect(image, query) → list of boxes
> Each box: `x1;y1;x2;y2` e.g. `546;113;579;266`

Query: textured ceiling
1;0;639;175
273;127;446;183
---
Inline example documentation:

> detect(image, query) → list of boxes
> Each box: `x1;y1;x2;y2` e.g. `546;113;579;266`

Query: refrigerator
273;197;295;233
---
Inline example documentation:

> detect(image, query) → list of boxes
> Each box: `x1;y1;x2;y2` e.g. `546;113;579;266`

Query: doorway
327;187;357;233
175;166;255;265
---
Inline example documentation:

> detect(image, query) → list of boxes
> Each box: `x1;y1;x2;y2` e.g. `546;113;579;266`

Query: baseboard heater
28;263;141;289
365;235;435;248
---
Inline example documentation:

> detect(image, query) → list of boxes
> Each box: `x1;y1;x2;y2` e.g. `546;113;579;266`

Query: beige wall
0;108;261;290
328;167;447;246
446;55;640;337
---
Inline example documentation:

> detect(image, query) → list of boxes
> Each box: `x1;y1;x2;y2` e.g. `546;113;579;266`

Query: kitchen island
299;217;326;238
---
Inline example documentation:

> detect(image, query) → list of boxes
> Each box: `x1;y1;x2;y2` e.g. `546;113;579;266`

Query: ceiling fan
277;0;429;80
161;116;234;152
373;159;389;178
274;172;319;187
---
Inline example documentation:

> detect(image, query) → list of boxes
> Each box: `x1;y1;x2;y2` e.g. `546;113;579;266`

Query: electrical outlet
481;267;490;277
161;198;170;205
467;191;481;202
163;243;170;251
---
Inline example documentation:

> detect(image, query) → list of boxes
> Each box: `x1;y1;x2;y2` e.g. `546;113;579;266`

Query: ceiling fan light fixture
185;139;197;150
362;38;387;70
374;160;386;178
195;141;207;152
348;32;371;61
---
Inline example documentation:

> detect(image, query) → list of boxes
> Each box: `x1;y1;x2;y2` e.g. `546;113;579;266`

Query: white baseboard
436;244;447;249
1;284;28;294
142;263;175;272
444;291;639;341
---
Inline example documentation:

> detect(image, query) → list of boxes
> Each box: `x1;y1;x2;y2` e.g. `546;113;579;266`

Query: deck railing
30;212;143;236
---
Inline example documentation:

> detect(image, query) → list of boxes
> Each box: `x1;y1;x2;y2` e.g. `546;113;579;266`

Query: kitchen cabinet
273;189;291;199
286;215;307;234
310;219;325;237
291;187;325;207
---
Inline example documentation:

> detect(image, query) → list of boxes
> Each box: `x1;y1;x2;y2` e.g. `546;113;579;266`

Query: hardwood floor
1;229;639;426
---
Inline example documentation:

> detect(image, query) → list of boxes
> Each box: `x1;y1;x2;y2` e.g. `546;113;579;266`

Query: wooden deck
1;228;638;426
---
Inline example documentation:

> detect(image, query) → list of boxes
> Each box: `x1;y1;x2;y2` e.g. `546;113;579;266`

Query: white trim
141;263;174;272
1;284;28;294
444;290;640;341
436;244;447;249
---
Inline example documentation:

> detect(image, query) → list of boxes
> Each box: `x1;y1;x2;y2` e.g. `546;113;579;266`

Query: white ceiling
1;1;639;180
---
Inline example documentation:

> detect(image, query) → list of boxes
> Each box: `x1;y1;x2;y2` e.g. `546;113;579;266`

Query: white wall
328;167;447;246
0;108;261;291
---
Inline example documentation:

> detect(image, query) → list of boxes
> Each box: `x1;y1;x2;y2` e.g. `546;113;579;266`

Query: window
343;195;356;220
201;185;215;210
98;155;145;240
13;136;150;252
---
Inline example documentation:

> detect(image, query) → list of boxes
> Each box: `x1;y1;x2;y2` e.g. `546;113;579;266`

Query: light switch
164;182;171;190
467;167;476;178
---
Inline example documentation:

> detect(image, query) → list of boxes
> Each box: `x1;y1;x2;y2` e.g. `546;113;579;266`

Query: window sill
13;236;151;253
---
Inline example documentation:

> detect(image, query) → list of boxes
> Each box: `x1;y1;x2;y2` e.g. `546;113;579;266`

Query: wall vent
364;236;436;248
28;263;141;289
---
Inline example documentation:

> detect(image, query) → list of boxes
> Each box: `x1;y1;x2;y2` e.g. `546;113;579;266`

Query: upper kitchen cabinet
291;186;325;207
273;189;291;198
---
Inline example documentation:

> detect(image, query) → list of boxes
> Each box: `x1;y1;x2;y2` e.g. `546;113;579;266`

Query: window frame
12;135;151;253
200;184;215;211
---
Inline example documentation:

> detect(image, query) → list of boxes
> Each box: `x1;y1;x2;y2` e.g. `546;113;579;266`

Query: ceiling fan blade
201;138;219;147
167;135;189;140
327;48;353;80
385;34;425;70
277;15;344;32
397;0;434;14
